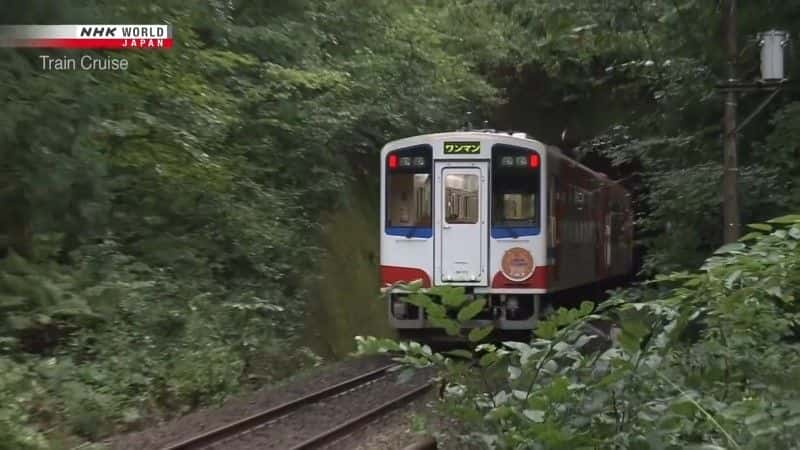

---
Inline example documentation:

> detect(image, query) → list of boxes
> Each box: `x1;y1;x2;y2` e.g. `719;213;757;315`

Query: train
379;130;634;338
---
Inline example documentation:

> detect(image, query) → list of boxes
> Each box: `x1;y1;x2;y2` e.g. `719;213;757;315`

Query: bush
0;235;322;444
0;358;49;450
358;214;800;449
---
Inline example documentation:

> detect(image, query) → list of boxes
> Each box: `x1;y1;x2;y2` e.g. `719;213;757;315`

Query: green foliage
396;286;495;338
0;358;49;450
0;237;324;443
0;0;509;445
476;0;800;272
4;0;799;446
305;185;393;358
358;215;800;449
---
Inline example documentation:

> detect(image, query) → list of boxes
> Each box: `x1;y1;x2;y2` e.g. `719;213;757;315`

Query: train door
548;175;560;282
434;162;488;285
605;213;613;271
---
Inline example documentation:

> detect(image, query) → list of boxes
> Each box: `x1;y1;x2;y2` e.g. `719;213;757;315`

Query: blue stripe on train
491;226;540;238
386;227;433;238
386;227;539;238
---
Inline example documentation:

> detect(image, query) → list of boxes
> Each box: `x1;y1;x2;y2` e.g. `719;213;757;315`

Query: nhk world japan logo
0;25;172;49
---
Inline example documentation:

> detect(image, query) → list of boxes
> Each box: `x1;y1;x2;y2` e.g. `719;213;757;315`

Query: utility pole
722;0;740;243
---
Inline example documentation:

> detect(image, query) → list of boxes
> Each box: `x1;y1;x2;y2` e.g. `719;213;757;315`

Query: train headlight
515;156;527;167
399;156;412;167
501;247;535;281
413;156;426;167
500;156;514;167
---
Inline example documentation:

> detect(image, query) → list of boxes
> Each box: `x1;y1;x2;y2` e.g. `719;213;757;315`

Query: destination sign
443;142;481;154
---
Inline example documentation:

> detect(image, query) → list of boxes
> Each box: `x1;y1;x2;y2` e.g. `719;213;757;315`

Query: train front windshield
388;173;431;227
492;146;541;228
385;146;433;232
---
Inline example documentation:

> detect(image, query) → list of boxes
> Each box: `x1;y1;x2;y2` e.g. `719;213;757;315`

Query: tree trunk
721;0;740;243
1;206;33;259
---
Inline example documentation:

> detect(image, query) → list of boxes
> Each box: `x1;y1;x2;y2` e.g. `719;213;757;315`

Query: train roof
381;131;544;152
381;130;611;182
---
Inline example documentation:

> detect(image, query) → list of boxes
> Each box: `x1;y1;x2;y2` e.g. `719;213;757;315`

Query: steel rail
290;381;434;450
161;363;399;450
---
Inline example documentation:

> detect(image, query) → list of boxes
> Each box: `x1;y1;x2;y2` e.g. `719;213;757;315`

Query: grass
305;183;394;358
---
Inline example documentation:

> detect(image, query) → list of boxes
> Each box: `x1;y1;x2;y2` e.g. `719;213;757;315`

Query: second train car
380;130;633;335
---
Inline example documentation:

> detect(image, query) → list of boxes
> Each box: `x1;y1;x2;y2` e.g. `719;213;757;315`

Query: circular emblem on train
501;247;535;281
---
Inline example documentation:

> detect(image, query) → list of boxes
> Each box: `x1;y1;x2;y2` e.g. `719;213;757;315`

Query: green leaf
597;369;626;387
523;409;546;422
425;302;448;319
503;341;532;352
486;405;513;421
714;242;746;254
739;231;764;241
479;352;499;367
457;298;487;321
573;334;596;349
403;293;432;308
747;223;773;231
618;330;642;354
446;349;473;359
744;412;769;426
468;325;494;342
670;399;697;417
619;310;650;340
429;315;460;336
440;290;468;309
683;276;703;287
767;214;800;224
724;270;742;289
535;321;557;339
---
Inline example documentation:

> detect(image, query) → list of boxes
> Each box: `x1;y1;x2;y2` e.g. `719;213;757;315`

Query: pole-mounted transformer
715;10;792;244
758;30;790;82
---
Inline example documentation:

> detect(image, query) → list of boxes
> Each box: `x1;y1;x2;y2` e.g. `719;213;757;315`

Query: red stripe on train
380;265;431;288
492;266;549;289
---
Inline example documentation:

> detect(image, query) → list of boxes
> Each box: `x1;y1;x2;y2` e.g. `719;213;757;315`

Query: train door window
444;174;479;224
386;146;432;232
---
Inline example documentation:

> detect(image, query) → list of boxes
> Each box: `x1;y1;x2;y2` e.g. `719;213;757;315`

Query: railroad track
161;363;433;450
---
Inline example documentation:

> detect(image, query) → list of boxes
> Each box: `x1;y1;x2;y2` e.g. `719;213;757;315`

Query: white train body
379;131;633;331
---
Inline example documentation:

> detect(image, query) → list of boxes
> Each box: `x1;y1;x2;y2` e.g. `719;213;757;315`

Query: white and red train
380;130;634;333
